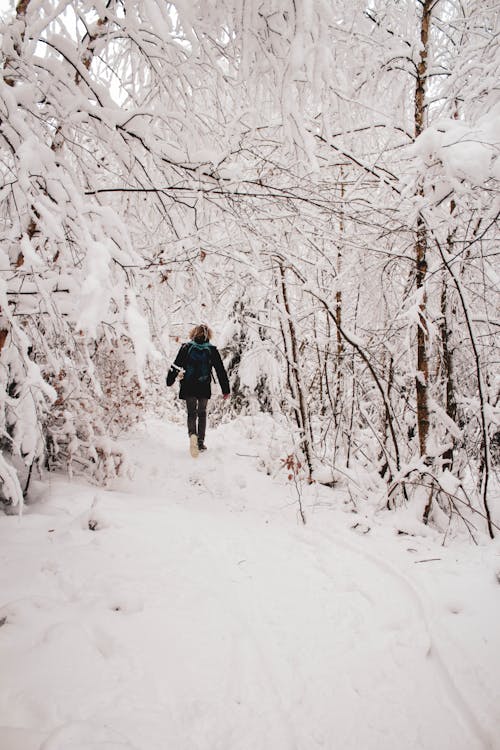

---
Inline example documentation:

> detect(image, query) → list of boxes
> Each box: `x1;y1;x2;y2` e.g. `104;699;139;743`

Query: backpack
183;343;212;384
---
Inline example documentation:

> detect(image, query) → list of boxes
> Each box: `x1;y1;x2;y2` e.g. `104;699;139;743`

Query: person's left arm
166;344;188;386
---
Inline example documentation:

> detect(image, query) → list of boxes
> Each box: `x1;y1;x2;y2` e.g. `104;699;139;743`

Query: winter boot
189;434;199;458
198;440;207;452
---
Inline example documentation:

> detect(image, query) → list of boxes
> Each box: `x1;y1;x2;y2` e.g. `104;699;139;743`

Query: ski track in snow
303;528;495;750
0;418;499;750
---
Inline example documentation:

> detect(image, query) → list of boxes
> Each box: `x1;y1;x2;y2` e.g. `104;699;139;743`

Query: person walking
166;324;230;457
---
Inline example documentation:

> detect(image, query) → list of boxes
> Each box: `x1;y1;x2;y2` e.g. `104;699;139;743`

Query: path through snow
1;418;499;750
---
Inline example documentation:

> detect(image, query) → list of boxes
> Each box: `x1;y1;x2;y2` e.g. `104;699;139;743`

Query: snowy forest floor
1;417;499;750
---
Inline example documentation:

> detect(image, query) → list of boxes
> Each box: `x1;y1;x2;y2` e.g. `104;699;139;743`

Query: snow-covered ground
1;418;499;750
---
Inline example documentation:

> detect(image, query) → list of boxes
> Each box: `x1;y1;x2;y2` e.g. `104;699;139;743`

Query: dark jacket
166;342;230;400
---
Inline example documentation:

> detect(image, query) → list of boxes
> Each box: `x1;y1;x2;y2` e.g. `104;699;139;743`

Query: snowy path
1;419;499;750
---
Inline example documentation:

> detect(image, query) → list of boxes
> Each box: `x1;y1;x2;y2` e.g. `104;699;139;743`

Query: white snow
0;417;499;750
411;117;499;186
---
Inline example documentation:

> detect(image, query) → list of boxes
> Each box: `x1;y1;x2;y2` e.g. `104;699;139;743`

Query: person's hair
189;323;212;343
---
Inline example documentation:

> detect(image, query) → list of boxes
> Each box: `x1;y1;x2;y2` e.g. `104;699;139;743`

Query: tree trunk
277;261;314;479
440;276;457;470
414;0;432;459
334;174;344;426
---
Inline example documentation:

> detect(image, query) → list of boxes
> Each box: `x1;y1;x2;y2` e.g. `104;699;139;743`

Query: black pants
185;397;208;444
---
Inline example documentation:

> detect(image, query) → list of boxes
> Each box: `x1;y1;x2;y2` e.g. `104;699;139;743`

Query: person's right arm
211;347;230;395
